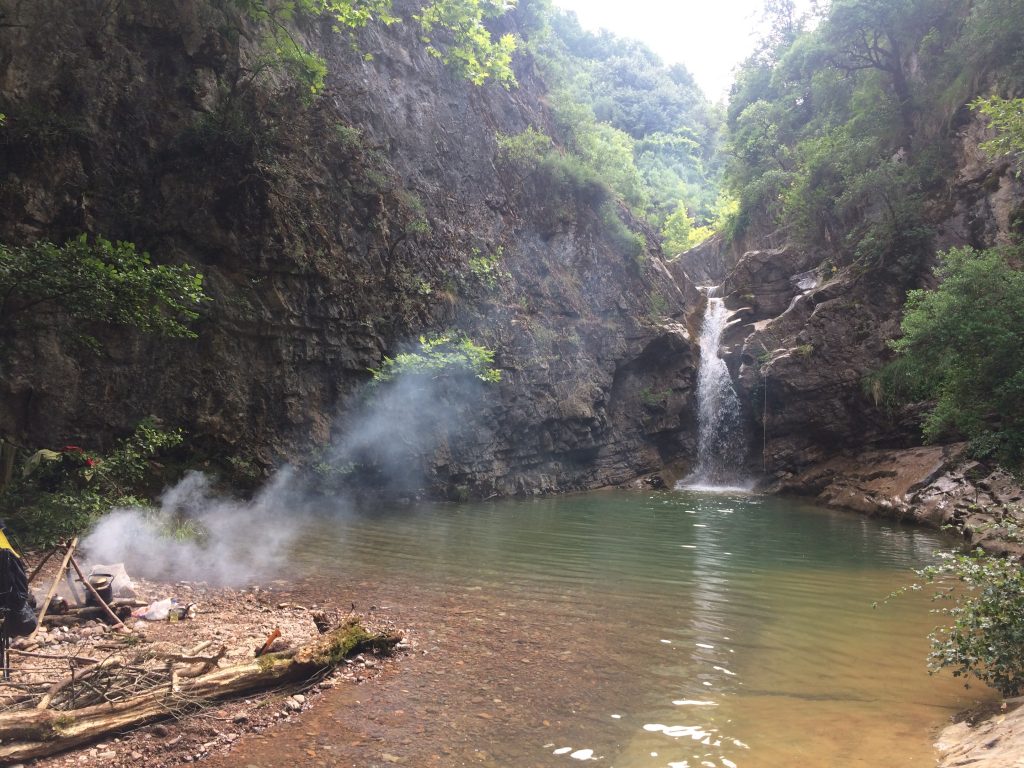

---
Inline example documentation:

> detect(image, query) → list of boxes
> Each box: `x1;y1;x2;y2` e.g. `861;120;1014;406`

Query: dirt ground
2;550;410;768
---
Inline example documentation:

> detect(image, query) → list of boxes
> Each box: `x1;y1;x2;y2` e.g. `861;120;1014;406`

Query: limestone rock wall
0;0;699;496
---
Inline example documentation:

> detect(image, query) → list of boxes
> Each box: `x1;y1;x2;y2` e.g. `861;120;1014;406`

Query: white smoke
82;469;312;586
326;370;485;490
81;369;488;585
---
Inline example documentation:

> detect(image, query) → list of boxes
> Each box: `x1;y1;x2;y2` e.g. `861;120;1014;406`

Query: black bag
1;548;38;638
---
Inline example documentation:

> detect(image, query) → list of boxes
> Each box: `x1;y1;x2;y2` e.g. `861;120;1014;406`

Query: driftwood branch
8;649;99;665
0;619;402;762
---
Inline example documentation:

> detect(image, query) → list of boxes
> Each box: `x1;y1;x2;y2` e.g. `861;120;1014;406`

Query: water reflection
267;490;987;767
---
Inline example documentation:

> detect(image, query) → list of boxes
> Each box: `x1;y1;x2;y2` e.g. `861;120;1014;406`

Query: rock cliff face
0;0;699;496
682;116;1024;481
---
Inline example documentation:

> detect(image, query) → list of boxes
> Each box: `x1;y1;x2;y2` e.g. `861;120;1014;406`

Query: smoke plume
81;370;487;585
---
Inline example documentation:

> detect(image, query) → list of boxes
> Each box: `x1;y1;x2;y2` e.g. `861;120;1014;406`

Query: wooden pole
28;537;78;642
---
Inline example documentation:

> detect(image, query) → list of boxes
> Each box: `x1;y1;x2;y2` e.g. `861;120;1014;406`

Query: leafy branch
370;333;502;383
0;235;208;343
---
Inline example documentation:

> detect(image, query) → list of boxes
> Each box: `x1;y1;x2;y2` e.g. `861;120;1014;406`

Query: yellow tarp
0;529;18;558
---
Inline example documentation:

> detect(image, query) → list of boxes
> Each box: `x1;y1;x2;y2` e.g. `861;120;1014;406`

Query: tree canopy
538;8;722;226
723;0;1024;276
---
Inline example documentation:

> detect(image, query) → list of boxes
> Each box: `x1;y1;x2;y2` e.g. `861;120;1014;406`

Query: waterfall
679;292;749;491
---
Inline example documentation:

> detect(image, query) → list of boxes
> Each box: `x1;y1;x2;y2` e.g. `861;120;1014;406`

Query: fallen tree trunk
0;619;401;762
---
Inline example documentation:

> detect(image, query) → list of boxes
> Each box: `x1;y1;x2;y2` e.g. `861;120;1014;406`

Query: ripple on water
277;489;985;768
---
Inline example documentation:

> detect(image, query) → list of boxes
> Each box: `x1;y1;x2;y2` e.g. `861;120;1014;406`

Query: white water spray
680;293;749;491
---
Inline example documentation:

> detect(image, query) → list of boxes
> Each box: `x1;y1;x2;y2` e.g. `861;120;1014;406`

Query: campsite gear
84;573;114;606
0;528;18;558
133;598;175;621
1;522;37;680
87;563;135;599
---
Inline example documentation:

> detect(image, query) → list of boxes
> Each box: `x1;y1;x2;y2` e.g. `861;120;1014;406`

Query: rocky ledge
936;702;1024;768
768;443;1024;556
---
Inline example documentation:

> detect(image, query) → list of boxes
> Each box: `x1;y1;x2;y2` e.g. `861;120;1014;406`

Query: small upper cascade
679;288;750;491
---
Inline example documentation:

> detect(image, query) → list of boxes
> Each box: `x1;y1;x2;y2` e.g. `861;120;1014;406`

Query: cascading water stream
679;290;749;490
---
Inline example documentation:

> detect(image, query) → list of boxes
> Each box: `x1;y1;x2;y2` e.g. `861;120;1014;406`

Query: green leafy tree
818;0;941;154
0;235;207;343
660;201;694;256
877;244;1024;461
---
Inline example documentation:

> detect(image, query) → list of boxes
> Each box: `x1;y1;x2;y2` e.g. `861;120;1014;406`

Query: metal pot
86;573;114;606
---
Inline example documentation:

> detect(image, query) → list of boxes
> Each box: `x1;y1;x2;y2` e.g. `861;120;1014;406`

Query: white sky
550;0;800;101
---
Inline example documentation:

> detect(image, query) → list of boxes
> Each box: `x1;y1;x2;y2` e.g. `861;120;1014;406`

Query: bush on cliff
0;419;185;548
875;244;1024;464
370;333;501;384
237;0;517;96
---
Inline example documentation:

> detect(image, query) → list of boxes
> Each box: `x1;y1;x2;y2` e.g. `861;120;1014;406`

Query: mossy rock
294;618;401;668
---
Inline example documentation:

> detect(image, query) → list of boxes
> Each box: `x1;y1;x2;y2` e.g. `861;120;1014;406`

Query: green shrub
467;247;507;289
0;418;184;548
496;126;553;167
370;333;501;384
874;244;1024;463
904;544;1024;696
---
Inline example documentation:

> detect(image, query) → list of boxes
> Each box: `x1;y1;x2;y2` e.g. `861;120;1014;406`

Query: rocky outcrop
733;267;911;473
0;0;699;496
771;443;1024;556
936;703;1024;768
708;110;1024;480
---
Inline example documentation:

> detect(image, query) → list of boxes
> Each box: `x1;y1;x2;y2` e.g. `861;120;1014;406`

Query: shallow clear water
247;490;987;767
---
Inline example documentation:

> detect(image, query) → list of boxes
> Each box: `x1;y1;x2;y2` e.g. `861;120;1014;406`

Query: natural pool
220;490;989;768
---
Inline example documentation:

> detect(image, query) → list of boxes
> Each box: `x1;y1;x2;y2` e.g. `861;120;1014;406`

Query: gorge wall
0;0;700;497
674;109;1024;492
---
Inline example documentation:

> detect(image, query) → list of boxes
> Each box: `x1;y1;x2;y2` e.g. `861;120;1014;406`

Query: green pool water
253;489;988;767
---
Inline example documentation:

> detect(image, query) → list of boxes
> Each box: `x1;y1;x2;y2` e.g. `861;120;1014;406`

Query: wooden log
8;649;99;665
0;620;401;762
